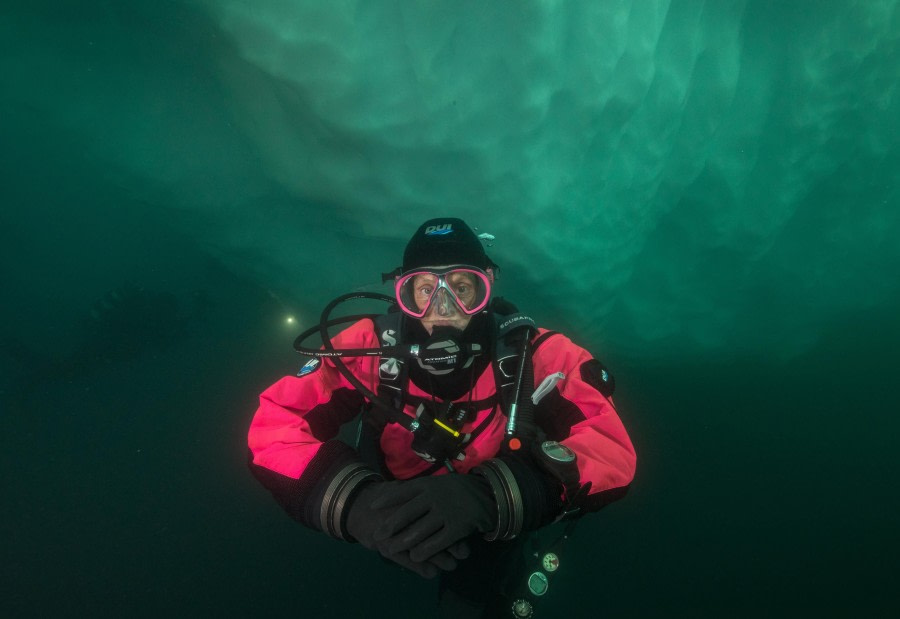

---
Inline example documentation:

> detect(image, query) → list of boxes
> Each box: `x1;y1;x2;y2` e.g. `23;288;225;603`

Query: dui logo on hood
425;223;453;236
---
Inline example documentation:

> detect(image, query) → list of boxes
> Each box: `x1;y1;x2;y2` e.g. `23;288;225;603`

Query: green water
2;1;898;616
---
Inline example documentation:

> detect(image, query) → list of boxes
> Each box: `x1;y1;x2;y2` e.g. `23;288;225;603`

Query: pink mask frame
394;266;493;319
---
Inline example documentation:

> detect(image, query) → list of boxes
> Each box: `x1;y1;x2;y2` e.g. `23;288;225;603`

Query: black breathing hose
292;292;417;432
505;328;537;441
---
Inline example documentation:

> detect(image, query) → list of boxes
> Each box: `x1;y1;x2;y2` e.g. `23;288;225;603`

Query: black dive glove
370;473;498;563
346;481;471;579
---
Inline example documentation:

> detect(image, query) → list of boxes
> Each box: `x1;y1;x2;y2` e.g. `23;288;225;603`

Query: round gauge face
542;552;560;572
540;440;576;463
511;599;533;618
527;572;549;596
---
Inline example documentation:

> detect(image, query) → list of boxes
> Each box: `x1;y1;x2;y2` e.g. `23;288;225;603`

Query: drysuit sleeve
247;319;383;537
470;330;636;540
530;331;636;513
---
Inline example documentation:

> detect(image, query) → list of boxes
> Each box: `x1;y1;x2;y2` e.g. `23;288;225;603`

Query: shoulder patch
297;358;321;377
580;359;615;398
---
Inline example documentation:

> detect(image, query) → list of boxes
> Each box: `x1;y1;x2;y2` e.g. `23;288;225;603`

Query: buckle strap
404;393;497;419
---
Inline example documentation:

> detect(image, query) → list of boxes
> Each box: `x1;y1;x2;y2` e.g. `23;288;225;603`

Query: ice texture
4;0;898;360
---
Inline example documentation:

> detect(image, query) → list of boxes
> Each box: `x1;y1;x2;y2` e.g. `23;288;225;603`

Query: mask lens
395;268;491;318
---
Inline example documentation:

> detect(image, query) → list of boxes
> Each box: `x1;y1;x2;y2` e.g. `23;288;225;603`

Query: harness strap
404;392;497;416
531;329;560;352
366;305;553;466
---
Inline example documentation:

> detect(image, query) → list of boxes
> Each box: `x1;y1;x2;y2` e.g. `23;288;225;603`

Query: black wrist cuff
473;459;523;541
292;440;382;537
319;463;383;541
496;453;565;530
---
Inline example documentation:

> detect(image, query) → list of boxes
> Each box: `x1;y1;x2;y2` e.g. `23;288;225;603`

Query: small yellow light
285;316;295;325
433;419;460;437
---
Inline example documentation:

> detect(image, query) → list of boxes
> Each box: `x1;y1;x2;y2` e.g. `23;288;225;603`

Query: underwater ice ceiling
5;0;899;360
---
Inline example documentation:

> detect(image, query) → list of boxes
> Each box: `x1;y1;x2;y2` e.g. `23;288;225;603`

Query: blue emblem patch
297;358;321;377
581;359;615;398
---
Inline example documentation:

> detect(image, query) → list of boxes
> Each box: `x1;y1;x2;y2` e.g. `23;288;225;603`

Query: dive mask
395;266;492;319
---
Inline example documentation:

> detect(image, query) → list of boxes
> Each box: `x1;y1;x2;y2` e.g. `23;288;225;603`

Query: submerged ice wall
4;0;899;361
200;0;900;359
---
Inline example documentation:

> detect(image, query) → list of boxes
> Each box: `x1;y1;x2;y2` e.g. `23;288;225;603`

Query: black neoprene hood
401;218;496;272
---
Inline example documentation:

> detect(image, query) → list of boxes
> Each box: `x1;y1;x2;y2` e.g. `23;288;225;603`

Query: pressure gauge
540;440;576;463
527;571;549;596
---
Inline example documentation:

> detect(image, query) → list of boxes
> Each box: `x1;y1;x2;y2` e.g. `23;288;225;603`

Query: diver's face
413;271;477;334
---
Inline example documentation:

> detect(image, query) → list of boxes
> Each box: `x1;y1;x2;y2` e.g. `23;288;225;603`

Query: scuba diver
247;218;636;617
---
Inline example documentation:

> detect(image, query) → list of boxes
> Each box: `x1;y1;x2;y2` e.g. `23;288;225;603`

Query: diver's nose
433;288;456;316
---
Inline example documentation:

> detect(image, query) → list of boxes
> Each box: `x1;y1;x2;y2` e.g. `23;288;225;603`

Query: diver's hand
346;482;470;578
371;474;497;563
382;540;470;579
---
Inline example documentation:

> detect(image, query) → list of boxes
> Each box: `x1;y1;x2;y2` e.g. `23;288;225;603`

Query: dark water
3;199;897;617
3;1;899;617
